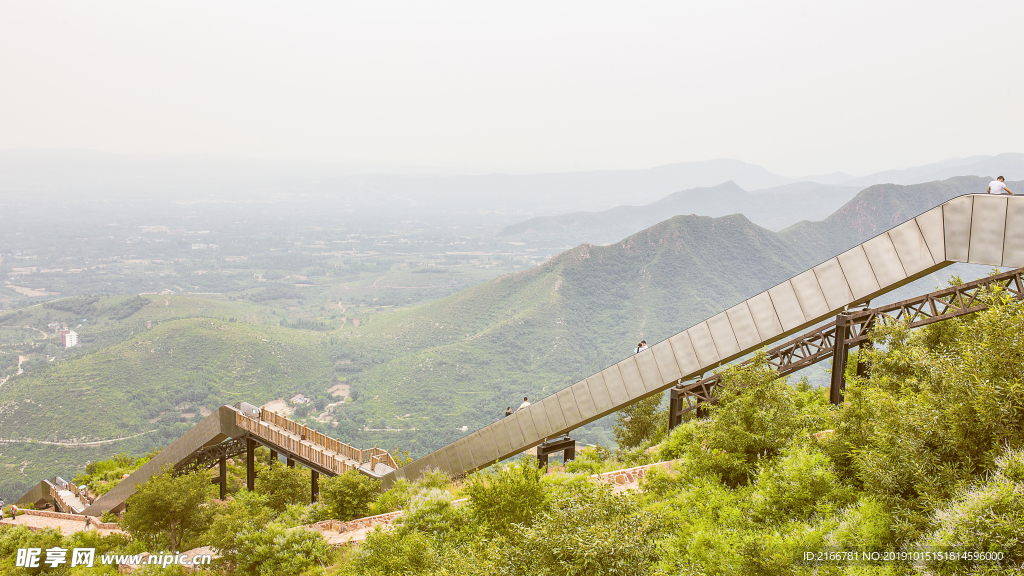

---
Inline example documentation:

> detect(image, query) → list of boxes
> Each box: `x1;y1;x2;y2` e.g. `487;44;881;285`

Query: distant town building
47;321;61;332
59;329;78;348
290;394;311;404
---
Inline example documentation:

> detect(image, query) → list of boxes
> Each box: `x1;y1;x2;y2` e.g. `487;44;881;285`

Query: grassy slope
0;318;332;441
0;316;333;498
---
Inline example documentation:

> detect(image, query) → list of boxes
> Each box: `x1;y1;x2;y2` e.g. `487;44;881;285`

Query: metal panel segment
503;413;526;452
650;340;682;382
812;258;854;310
586;373;615;414
543;395;567;434
472;428;497;467
419;453;438;475
943;195;974;262
432;446;452;474
442;444;462;475
767;281;806;332
515;409;540;448
687;321;721;367
570;380;599;421
616;356;647;399
889;219;935;275
527;402;553;439
791;269;830;320
837;246;881;300
633;349;665;392
915;206;946;263
746;290;784;341
601;365;631;406
1002;197;1024;267
707;312;740;359
725;302;761;351
455;437;477;472
493;418;513;457
667;331;702;375
556;387;583;429
968;194;1007;265
862;234;907;288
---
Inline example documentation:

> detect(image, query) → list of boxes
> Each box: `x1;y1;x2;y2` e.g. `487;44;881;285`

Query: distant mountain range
3;150;1023;225
498;181;862;242
500;175;1015;248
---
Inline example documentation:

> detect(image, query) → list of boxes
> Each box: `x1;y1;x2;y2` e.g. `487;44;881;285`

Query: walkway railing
235;409;397;474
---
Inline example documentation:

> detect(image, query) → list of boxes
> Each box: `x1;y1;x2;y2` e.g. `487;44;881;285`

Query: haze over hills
3;150;1022;224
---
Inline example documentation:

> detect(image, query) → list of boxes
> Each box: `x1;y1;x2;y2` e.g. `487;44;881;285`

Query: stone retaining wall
592;460;677;487
17;509;119;530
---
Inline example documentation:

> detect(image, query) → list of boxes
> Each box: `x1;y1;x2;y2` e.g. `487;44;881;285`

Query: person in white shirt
635;340;648;354
988;176;1014;195
516;397;530;412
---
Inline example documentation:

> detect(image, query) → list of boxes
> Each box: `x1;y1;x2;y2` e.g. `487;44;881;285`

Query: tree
255;461;309;512
319;470;380;521
613;394;666;450
121;469;213;554
205;490;275;566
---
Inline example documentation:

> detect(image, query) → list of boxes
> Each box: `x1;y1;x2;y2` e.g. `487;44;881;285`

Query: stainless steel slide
384;193;1023;485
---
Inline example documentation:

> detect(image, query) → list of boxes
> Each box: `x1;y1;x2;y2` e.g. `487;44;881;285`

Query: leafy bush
501;481;663;576
465;458;545;537
749;444;854;523
564;444;613;475
205;490;275;565
235;523;333;576
920;448;1024;575
318;470;380;521
255;461;310;512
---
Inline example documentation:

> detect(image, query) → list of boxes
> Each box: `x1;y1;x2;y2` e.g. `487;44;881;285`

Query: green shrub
254;461;310;512
500;481;663;576
750;444;854;523
204;490;275;565
465;458;545;537
235;523;333;576
919;448;1024;575
318;470;380;521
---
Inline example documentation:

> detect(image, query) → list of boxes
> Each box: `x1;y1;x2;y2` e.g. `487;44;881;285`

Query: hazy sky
2;0;1022;176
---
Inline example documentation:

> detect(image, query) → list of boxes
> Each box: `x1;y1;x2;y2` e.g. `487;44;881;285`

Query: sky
1;0;1022;177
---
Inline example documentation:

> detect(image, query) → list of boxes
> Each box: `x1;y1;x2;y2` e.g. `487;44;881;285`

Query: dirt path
0;430;157;446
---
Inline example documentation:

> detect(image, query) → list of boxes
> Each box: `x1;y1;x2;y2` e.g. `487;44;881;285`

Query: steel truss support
536;436;576;468
668;268;1024;428
247;438;256;491
174;434;249;477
